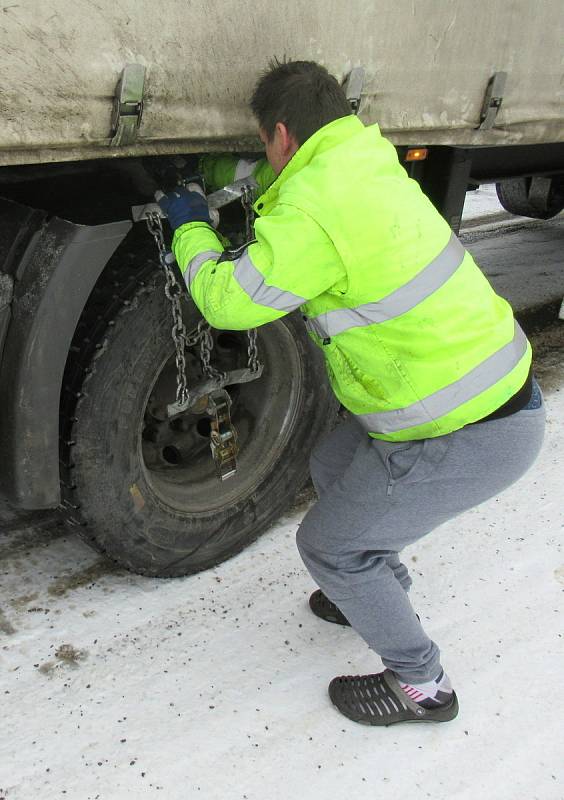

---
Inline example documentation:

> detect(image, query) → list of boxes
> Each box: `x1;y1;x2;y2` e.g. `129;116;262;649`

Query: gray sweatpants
296;395;545;683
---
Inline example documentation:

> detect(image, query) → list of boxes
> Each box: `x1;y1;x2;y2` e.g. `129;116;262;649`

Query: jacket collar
254;115;373;215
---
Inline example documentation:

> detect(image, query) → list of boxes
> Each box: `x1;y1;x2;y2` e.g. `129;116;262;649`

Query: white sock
398;669;453;708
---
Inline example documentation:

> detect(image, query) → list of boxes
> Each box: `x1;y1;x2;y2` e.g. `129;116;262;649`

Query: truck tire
60;268;336;577
495;176;564;219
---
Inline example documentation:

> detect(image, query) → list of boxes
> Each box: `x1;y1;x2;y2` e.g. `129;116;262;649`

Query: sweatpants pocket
383;437;450;496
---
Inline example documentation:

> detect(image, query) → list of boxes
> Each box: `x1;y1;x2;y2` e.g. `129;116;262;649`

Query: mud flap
0;202;131;509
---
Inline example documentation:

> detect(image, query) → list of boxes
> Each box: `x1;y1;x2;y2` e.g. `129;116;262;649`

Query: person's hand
155;184;211;231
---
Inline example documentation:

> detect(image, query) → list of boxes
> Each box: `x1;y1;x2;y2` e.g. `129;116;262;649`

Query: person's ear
275;122;298;157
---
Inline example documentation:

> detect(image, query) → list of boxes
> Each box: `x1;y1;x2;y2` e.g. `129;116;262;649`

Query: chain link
240;186;261;374
240;184;256;243
246;328;260;373
197;318;226;382
146;211;190;406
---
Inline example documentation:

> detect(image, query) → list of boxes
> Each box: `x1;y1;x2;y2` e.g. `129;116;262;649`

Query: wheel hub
140;324;303;513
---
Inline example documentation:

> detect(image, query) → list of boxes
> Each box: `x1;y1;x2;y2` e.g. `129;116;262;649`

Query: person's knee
295;520;320;563
296;517;341;570
296;523;349;600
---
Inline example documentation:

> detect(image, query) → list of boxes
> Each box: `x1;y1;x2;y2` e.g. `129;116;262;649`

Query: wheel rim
140;322;303;514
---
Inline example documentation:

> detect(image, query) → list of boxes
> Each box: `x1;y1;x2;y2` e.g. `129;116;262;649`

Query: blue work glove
156;185;211;231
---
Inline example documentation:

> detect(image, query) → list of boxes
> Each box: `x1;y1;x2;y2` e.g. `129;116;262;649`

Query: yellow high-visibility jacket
173;115;531;441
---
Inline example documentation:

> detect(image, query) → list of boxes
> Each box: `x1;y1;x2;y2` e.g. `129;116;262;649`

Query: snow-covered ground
462;183;506;222
462;183;512;222
1;190;563;800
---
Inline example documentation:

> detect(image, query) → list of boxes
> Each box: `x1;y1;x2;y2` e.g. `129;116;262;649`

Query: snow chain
145;206;262;481
146;211;191;408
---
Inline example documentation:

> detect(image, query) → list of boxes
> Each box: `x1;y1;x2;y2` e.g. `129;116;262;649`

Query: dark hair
250;60;351;146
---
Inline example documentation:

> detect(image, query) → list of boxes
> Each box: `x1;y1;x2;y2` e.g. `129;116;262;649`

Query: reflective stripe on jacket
173;115;531;441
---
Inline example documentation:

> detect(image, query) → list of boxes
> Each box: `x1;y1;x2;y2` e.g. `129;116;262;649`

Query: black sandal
309;589;350;626
328;669;459;726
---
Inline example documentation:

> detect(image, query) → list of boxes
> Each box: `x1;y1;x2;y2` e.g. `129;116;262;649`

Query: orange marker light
405;148;428;162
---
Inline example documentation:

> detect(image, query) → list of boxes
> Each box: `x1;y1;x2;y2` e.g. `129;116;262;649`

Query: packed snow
462;183;506;223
